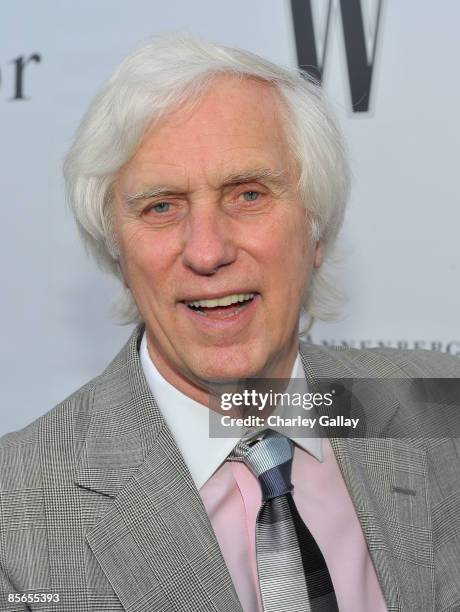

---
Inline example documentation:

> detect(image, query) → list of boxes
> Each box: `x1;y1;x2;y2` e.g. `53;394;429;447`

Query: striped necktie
229;430;339;612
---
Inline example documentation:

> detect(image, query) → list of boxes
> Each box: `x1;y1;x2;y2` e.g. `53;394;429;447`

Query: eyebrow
124;167;289;204
125;185;183;203
220;167;288;187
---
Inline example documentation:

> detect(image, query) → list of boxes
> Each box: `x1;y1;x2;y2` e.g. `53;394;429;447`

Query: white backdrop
1;0;459;436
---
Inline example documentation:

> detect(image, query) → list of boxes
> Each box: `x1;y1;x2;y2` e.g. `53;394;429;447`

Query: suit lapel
329;437;433;612
299;343;434;612
74;326;242;612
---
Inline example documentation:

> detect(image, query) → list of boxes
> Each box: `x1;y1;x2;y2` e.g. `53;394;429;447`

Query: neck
145;335;299;409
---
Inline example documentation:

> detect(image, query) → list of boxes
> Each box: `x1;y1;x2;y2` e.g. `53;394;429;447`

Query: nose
182;202;237;275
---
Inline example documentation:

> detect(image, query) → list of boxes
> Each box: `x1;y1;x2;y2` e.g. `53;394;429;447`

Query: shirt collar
140;332;322;490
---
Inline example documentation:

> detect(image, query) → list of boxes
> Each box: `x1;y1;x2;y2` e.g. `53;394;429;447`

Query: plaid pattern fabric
1;324;460;611
229;432;338;612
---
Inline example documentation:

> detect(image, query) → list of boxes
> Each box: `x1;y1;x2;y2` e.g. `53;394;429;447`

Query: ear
313;240;324;268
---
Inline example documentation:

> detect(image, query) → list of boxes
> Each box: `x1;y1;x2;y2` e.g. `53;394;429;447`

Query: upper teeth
186;293;255;308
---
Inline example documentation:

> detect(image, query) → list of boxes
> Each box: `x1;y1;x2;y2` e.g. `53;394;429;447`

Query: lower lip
178;295;260;330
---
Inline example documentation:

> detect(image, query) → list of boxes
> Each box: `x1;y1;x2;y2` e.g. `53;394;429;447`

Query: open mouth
183;292;257;319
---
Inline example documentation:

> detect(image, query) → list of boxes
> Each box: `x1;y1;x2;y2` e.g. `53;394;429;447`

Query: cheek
266;216;311;272
278;231;314;303
119;225;177;279
120;241;175;315
254;235;309;310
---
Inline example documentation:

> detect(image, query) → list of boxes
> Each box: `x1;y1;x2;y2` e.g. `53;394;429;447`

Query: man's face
113;76;323;398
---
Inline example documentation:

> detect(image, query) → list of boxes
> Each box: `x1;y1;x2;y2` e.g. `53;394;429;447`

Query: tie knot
229;431;294;501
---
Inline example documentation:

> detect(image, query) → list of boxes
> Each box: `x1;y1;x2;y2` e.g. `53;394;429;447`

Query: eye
242;191;260;202
151;202;171;213
141;199;187;225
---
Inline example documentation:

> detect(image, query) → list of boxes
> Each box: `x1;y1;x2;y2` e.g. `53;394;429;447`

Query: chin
189;346;268;383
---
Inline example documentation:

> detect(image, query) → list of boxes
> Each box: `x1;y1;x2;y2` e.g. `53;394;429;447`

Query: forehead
118;75;296;189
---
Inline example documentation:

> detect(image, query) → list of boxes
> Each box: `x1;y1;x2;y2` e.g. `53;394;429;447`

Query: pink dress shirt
200;439;388;612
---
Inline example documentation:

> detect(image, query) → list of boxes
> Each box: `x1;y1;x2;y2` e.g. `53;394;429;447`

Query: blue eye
243;191;260;201
152;202;171;213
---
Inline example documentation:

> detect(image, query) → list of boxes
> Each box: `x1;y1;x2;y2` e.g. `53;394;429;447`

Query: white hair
64;35;350;325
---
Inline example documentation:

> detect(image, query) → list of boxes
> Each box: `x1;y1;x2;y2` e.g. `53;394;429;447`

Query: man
1;36;460;612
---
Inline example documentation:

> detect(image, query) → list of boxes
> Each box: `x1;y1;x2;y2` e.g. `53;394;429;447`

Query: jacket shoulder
300;341;460;378
0;376;97;468
0;327;137;453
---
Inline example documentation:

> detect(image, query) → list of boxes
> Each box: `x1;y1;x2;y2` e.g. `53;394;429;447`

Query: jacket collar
75;325;242;611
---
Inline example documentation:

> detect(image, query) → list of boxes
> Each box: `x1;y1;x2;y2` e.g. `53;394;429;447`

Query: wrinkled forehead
117;74;299;190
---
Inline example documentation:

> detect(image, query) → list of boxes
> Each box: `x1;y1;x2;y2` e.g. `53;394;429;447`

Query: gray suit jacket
1;325;460;611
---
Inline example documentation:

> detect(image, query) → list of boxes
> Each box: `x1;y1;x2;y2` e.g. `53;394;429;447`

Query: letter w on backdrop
290;0;384;112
